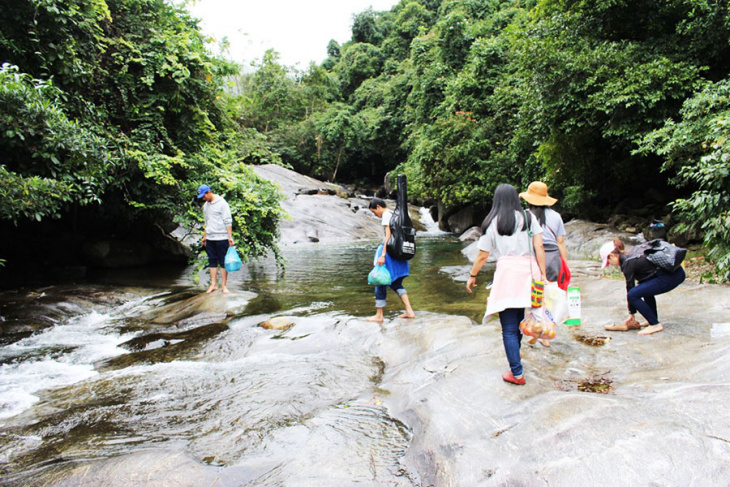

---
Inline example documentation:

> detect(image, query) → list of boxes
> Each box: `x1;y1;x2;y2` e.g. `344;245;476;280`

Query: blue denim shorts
375;277;407;308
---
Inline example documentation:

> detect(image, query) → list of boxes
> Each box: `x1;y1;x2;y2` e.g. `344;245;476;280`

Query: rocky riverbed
1;167;728;486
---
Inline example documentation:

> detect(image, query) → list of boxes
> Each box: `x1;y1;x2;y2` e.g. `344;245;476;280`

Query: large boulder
446;205;476;235
252;165;385;244
667;224;700;247
459;226;482;242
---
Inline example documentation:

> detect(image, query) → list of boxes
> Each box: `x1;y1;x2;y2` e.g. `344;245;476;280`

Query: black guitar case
386;174;417;260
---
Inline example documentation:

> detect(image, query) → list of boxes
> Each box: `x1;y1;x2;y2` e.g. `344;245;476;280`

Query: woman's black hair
369;197;386;210
528;204;547;227
481;184;527;236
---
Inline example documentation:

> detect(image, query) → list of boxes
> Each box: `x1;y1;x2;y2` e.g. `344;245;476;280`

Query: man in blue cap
197;184;234;294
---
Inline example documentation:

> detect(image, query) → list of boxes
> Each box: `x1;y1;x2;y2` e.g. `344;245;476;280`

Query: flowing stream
0;234;489;485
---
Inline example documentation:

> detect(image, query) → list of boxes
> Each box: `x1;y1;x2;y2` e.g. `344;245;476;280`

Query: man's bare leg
207;267;218;293
398;294;415;318
221;268;230;294
366;308;385;322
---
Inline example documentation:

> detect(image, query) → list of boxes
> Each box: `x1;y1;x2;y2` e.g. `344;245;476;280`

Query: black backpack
386;174;417;260
627;239;687;272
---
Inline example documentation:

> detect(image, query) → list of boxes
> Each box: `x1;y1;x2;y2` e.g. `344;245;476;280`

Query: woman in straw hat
520;181;570;347
519;181;569;285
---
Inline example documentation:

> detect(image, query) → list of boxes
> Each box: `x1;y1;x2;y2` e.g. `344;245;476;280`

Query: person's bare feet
638;324;663;335
365;315;384;322
398;312;416;319
221;286;230;294
206;284;218;294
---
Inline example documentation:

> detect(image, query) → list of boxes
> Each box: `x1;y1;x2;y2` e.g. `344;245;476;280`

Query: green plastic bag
368;265;392;285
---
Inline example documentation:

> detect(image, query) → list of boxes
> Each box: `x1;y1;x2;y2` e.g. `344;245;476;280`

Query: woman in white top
466;184;546;385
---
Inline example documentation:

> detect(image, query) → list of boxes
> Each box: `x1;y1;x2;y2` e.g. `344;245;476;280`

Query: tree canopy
0;0;285;270
2;0;729;281
235;0;730;280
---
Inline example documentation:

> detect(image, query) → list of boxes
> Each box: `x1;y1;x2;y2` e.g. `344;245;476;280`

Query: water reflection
239;238;491;322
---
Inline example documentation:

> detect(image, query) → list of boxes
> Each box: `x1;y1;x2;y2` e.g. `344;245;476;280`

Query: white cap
599;241;615;268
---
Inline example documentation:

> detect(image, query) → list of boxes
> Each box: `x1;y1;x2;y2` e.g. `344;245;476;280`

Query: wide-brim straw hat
520;181;558;206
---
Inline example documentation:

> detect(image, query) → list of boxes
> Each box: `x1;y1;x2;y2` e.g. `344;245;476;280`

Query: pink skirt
484;255;541;318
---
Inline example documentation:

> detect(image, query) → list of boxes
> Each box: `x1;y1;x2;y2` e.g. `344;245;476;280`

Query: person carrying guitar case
365;174;417;322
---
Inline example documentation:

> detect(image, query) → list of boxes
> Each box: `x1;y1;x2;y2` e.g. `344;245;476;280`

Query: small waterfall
418;207;450;236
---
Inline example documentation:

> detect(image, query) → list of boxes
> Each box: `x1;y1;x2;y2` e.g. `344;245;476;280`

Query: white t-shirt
381;209;393;228
477;211;543;259
203;195;233;241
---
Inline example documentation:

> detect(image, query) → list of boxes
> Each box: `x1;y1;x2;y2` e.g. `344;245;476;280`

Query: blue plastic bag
368;265;392;286
224;246;242;272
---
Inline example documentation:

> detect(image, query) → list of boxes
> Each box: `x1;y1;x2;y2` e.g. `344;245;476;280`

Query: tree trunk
331;145;343;182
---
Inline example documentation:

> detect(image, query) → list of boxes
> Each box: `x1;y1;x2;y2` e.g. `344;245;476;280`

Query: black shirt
619;252;658;314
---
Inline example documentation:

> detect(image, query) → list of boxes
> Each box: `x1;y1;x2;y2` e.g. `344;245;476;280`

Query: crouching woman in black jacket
601;238;686;335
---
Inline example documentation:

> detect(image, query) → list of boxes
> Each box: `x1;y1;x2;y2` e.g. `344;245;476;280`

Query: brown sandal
604;321;641;331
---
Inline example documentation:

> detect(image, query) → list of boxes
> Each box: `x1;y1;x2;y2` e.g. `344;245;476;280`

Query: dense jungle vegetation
238;0;730;280
0;0;286;274
1;0;729;281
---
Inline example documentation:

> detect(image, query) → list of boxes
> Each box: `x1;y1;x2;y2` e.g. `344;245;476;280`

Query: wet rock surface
0;286;142;343
1;189;728;485
260;316;297;330
381;279;730;485
2;268;728;485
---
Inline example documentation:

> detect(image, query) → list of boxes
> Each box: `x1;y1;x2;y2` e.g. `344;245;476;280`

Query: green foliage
326;40;341;58
352;8;385;45
639;80;730;281
337;42;385;98
381;2;434;60
171;0;729;281
236;50;306;132
233;55;341;177
408;110;492;205
312;103;366;181
434;5;473;70
0;0;285;266
0;64;120;223
508;2;708;207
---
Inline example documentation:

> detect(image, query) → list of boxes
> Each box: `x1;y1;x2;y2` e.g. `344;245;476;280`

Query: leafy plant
640;80;730;281
0;64;120;223
0;0;286;267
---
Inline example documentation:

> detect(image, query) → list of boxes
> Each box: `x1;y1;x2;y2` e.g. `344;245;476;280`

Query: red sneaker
502;372;526;385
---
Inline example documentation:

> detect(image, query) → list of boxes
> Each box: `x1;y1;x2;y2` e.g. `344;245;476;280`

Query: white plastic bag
544;281;568;325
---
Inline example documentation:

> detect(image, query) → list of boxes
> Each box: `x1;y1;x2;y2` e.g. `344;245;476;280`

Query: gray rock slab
377;277;730;485
253;164;383;244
